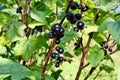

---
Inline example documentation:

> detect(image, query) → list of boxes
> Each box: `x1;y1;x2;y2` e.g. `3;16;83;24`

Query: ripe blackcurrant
66;12;74;21
108;48;112;52
70;17;77;24
75;13;82;20
48;32;55;38
77;21;84;30
59;28;64;34
55;63;59;67
69;1;79;10
56;39;60;44
55;46;64;54
104;50;107;56
57;57;64;62
16;6;22;14
82;5;89;12
35;26;43;33
51;23;61;32
104;45;108;49
51;53;60;59
73;27;79;32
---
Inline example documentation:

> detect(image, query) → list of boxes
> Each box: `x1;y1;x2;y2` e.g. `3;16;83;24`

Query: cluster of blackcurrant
100;41;113;55
16;6;23;14
51;46;64;67
66;0;89;32
48;23;64;44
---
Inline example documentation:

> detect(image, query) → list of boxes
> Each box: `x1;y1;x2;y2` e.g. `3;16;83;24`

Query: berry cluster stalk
41;1;70;79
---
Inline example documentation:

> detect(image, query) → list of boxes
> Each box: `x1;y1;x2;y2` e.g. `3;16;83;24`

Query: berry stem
75;32;93;80
55;1;58;21
41;38;56;80
60;0;70;25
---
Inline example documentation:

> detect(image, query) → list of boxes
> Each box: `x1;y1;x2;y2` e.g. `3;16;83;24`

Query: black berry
69;1;79;10
57;57;64;62
70;17;77;24
77;21;84;30
104;50;107;56
51;23;61;32
108;48;112;52
35;26;43;33
16;6;22;14
82;5;89;12
73;27;79;32
104;45;108;49
75;13;82;20
55;46;64;54
59;28;64;34
48;32;55;38
55;63;59;67
56;39;60;44
51;53;60;59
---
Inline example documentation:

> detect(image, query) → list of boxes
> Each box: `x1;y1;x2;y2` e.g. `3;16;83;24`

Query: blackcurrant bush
77;21;84;30
75;13;82;20
69;1;79;10
48;32;55;38
51;23;61;32
73;27;79;32
56;39;60;44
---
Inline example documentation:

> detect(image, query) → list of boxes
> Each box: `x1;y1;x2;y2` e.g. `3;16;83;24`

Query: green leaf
100;64;114;73
51;70;62;80
64;52;73;58
87;45;104;67
6;21;26;42
30;10;47;25
61;30;76;43
0;58;31;80
98;17;115;33
117;44;120;50
14;36;48;61
92;32;104;43
74;49;82;56
98;18;120;45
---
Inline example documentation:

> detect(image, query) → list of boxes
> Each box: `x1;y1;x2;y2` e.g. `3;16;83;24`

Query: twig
94;9;99;24
41;38;56;80
82;63;90;69
75;32;93;80
14;0;21;7
60;0;70;25
93;70;101;80
84;66;97;80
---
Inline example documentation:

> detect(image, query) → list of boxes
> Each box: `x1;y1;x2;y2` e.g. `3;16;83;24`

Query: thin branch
75;32;93;80
93;70;101;80
60;0;70;25
55;1;58;21
41;38;56;80
110;49;119;55
15;0;21;7
82;63;90;69
84;66;97;80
